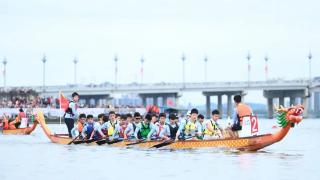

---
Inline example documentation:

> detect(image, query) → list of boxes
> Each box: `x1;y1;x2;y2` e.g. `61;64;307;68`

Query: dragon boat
1;117;38;135
35;105;304;151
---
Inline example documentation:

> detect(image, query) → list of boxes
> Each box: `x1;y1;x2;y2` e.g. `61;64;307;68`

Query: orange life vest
77;122;84;133
3;118;9;130
236;103;252;123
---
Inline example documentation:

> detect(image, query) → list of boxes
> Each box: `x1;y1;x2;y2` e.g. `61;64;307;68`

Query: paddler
203;110;223;140
134;113;152;140
163;113;179;140
150;113;159;129
71;113;86;138
110;114;128;140
81;114;95;140
92;111;116;140
124;112;141;140
147;113;170;141
89;113;108;140
175;108;202;140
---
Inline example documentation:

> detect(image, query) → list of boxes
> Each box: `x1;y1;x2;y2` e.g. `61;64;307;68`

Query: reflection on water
0;119;319;180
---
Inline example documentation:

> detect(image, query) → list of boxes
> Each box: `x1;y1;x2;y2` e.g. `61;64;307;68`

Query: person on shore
71;113;86;138
64;92;79;137
203;110;223;140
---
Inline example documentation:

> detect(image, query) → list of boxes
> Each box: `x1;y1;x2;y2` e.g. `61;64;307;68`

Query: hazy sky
0;0;319;104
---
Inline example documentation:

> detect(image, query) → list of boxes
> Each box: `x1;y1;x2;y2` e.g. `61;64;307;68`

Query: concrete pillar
153;96;157;106
267;98;273;119
205;95;211;119
314;92;320;114
142;97;147;107
217;95;222;116
302;97;309;118
227;94;232;117
163;96;168;106
289;97;295;106
279;97;285;106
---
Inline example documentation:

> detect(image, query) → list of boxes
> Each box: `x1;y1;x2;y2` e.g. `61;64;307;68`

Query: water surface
1;119;319;180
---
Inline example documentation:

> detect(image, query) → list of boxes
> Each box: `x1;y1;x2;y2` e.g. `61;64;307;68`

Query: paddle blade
96;139;108;145
107;139;123;145
151;140;174;148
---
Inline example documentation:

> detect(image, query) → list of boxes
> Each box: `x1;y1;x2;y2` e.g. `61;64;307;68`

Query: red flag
167;99;174;107
59;92;69;111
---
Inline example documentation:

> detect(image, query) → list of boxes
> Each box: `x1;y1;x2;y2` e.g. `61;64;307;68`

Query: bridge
30;79;320;118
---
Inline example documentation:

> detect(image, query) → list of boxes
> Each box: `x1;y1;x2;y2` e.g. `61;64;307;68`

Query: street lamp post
73;57;78;86
182;54;186;88
114;55;118;88
204;56;208;82
246;52;251;86
308;52;312;85
3;58;7;89
42;55;47;92
140;57;144;84
264;54;269;81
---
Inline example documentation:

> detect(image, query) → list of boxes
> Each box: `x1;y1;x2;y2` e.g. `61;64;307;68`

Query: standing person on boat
134;113;152;140
124;112;141;140
203;110;223;140
227;95;253;138
147;113;170;141
64;92;79;138
175;108;202;140
71;113;86;138
81;115;94;140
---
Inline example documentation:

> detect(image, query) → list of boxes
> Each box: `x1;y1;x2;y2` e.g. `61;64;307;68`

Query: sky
0;0;319;105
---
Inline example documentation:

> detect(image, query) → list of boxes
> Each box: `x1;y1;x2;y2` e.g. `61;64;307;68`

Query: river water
0;119;319;180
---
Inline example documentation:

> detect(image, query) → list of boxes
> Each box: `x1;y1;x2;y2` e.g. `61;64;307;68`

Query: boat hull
1;122;38;135
35;110;294;151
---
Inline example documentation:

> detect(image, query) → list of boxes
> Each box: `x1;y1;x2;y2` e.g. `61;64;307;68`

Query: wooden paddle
67;134;80;145
73;138;95;144
150;139;174;148
107;138;123;145
126;139;146;146
96;138;109;145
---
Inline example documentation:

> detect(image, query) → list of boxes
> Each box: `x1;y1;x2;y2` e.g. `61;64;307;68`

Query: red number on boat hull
250;116;259;134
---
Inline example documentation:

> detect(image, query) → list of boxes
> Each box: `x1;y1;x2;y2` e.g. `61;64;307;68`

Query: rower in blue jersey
81;115;95;140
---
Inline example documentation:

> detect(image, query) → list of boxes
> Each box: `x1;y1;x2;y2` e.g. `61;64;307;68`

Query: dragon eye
295;108;303;115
